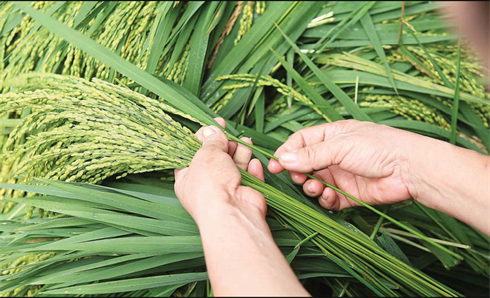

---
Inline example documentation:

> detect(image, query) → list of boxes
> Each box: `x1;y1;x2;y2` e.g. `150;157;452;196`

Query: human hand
175;119;310;296
174;118;266;225
268;120;415;210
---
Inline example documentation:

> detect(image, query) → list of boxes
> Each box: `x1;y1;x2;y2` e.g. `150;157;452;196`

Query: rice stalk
360;94;451;129
216;74;330;121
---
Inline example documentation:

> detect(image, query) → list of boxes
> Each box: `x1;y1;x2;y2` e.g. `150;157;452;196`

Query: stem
381;228;471;249
295;232;319;249
388;233;432;252
370;206;390;240
397;1;405;45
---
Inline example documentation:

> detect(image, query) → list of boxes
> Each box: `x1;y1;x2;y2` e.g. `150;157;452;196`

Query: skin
268;120;490;236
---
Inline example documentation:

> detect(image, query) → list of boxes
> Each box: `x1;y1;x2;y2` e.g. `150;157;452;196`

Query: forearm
196;202;309;297
405;135;490;235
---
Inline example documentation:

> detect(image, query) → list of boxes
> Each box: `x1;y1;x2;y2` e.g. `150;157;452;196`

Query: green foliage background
0;1;488;297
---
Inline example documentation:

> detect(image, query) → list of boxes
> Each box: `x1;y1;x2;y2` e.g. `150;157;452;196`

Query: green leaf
40;253;204;287
360;11;398;94
183;2;218;96
276;26;372;121
314;1;376;52
43;272;208;295
376;233;412;266
143;2;176;78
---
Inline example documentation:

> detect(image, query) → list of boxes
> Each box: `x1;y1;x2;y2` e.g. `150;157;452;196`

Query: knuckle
194;150;217;167
174;180;184;198
335;119;355;131
236;161;248;170
329;137;349;165
302;147;315;162
286;131;304;147
240;137;252;145
200;143;221;155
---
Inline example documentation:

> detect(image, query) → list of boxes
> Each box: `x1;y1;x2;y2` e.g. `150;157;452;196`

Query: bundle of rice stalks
0;73;463;297
0;74;199;184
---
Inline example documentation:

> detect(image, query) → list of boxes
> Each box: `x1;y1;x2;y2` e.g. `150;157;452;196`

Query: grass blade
360;11;398;94
43;272;208;295
450;37;462;144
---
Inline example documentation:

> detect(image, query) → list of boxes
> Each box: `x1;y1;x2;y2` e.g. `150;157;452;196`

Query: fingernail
320;194;328;202
202;127;216;138
306;183;315;194
280;152;297;163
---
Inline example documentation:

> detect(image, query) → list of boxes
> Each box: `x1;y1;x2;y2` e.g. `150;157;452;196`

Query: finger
195;127;204;142
304;179;324;197
328;165;361;210
290;171;307;184
236;186;267;217
319;188;340;210
233;137;253;170
268;158;284;174
278;140;349;173
196;118;226;142
248;159;265;182
268;120;361;173
174;167;187;180
306;169;341;210
268;130;312;174
282;120;362;152
214;117;226;129
303;168;335;196
201;126;229;153
228;140;238;156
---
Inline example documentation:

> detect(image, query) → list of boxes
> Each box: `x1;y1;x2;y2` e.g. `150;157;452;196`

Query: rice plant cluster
0;73;462;297
0;1;489;297
1;74;200;181
0;1;193;89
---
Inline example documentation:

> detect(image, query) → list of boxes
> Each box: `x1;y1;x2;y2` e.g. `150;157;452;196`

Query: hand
174;118;266;225
268;120;414;210
174;118;310;296
269;119;490;235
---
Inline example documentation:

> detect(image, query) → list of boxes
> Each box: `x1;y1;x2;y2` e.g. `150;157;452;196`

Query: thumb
278;141;341;173
200;126;228;153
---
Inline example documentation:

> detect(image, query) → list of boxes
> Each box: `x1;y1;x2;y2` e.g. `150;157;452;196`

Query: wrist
401;135;444;203
403;134;490;233
390;130;427;202
191;195;234;226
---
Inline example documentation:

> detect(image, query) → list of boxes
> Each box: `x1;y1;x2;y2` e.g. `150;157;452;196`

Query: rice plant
0;1;489;297
0;73;465;297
